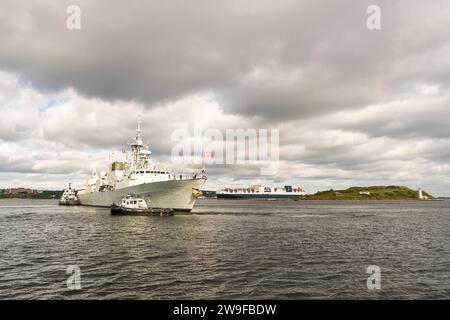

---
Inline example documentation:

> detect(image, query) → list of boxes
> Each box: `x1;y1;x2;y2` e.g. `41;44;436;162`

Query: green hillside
305;186;434;200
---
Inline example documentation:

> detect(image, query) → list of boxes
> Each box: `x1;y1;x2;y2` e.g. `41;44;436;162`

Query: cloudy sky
1;0;450;195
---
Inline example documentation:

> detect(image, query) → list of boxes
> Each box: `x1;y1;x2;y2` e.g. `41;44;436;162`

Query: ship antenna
137;116;142;137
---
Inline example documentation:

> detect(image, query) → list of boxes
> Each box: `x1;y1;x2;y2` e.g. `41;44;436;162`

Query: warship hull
78;178;206;211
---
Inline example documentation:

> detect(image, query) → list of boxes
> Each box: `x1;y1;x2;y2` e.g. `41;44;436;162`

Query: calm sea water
0;198;449;299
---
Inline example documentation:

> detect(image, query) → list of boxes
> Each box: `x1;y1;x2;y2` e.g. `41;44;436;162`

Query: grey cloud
1;0;449;121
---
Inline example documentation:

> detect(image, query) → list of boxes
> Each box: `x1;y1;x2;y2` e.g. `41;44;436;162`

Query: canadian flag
204;151;216;160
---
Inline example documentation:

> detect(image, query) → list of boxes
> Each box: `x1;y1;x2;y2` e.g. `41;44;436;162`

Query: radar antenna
137;115;142;138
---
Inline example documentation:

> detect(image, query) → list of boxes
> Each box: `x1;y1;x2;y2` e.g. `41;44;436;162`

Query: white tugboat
77;121;206;211
59;183;80;205
111;194;174;216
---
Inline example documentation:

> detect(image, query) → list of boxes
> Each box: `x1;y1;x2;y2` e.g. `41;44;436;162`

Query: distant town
0;188;62;199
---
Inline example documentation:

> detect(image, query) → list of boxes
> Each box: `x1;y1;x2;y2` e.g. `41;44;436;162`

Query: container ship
216;185;306;199
76;121;206;211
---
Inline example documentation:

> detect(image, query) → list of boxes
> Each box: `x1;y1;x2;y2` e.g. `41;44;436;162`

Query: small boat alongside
111;194;174;216
59;183;80;205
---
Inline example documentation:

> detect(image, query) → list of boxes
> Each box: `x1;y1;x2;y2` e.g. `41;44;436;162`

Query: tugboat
59;183;80;205
111;194;174;216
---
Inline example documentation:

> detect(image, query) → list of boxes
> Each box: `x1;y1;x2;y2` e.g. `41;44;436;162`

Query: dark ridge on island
304;186;435;200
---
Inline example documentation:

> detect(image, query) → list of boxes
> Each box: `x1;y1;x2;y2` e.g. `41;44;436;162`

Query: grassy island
305;186;434;200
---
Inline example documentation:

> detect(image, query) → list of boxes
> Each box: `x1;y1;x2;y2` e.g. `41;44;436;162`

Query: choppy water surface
0;198;449;299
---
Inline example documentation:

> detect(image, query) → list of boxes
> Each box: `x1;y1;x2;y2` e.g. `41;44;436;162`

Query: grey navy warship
77;122;206;211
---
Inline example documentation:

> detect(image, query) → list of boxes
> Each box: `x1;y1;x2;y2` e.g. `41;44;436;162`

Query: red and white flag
204;151;216;160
